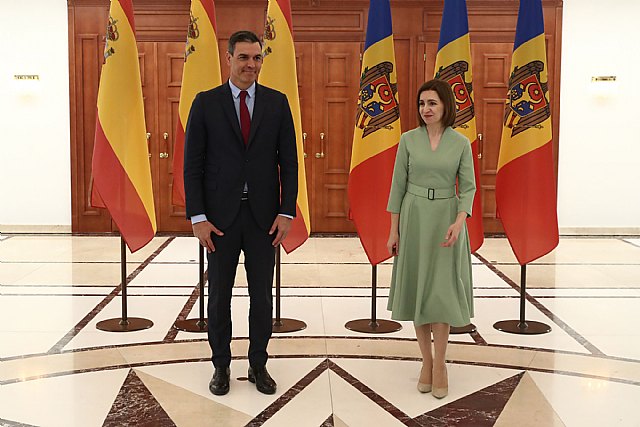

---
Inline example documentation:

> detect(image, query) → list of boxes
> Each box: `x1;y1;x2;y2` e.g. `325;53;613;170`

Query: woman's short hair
416;79;457;127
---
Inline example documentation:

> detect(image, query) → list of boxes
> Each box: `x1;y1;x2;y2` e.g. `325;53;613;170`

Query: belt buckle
427;188;435;200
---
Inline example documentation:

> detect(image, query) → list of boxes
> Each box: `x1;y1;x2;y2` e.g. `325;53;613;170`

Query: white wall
557;0;640;233
0;1;638;233
0;0;71;231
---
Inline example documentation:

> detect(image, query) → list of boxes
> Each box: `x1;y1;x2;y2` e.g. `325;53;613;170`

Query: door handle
477;133;483;159
315;132;325;158
302;132;308;159
146;132;151;158
160;132;169;159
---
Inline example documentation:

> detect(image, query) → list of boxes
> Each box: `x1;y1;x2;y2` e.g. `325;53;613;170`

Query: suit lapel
248;84;266;148
221;82;244;147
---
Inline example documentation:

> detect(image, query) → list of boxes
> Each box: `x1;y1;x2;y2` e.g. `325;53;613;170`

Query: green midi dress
386;126;476;327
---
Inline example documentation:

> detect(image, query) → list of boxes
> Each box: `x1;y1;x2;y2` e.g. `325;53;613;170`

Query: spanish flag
172;0;222;206
348;0;401;265
91;0;156;252
434;0;484;253
259;0;310;253
496;0;558;265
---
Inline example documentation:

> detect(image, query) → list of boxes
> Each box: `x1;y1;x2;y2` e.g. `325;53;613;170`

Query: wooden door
296;41;361;234
156;41;192;232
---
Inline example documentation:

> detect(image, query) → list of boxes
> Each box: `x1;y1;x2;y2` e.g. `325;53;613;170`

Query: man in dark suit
183;30;297;396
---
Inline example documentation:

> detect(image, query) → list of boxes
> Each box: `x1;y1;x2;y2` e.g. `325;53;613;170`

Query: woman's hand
387;231;400;256
441;212;467;247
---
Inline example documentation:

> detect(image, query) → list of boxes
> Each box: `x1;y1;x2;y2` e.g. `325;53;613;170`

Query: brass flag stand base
345;265;402;334
174;244;208;332
97;237;154;332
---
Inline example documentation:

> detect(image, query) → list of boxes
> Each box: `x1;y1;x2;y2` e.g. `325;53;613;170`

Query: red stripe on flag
467;138;484;253
92;120;155;252
496;142;558;265
275;0;293;32
281;204;308;254
200;0;218;32
118;0;136;33
172;120;186;207
348;145;398;265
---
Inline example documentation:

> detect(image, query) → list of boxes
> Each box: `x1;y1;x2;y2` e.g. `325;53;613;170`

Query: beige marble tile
136;369;253;427
495;372;565;427
0;347;127;383
117;341;210;365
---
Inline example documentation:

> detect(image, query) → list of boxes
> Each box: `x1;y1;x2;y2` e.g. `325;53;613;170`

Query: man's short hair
228;30;262;55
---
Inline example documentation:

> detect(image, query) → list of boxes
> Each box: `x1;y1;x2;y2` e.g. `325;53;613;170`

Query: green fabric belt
407;183;456;200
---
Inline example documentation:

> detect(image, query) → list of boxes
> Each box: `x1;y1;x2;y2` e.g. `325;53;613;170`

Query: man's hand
192;221;224;253
269;215;292;247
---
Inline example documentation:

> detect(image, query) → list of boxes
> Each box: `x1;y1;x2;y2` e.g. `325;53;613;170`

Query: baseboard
0;225;72;234
559;227;640;236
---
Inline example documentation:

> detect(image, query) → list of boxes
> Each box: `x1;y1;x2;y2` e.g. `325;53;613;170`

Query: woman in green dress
386;79;476;399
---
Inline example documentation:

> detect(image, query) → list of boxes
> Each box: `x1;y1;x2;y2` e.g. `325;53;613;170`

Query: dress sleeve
387;134;409;213
457;138;476;217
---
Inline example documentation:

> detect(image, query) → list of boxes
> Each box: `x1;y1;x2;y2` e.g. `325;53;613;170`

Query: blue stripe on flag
437;0;470;51
513;0;545;51
364;0;393;50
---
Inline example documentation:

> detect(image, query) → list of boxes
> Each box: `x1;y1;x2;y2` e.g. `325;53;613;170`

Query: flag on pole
259;0;311;253
434;0;484;253
496;0;558;265
172;0;222;206
91;0;156;252
348;0;401;265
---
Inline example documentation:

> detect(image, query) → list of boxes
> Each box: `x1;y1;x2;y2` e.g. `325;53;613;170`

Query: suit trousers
207;200;275;368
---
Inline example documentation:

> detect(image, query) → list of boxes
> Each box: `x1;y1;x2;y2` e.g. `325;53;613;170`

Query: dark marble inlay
47;237;175;354
414;372;525;426
0;419;39;427
245;359;330;426
474;253;606;356
470;330;488;345
103;369;175;427
163;268;209;343
320;414;334;426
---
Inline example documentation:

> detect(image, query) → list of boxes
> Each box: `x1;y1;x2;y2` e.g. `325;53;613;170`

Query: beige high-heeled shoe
417;365;432;393
432;365;448;399
417;382;432;393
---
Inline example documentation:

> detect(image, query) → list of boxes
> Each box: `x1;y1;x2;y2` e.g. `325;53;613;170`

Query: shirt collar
228;80;256;99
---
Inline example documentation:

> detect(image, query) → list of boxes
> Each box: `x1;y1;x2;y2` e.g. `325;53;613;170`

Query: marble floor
1;235;640;426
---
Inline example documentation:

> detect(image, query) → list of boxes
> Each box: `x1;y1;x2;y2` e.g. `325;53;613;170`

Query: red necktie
239;90;250;145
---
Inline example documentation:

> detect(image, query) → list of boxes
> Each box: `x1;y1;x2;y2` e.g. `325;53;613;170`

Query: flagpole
345;265;402;334
272;245;307;333
493;264;551;334
97;236;153;332
174;244;208;332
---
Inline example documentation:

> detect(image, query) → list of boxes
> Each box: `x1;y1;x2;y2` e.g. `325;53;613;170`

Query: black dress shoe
248;366;277;395
209;366;230;395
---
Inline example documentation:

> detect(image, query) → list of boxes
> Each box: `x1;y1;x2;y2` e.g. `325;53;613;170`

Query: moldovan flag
496;0;558;265
91;0;156;252
259;0;310;253
172;0;222;206
348;0;401;265
434;0;484;253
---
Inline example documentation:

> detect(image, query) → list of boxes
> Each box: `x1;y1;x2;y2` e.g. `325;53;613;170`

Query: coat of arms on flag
435;60;475;129
355;61;400;138
503;60;551;137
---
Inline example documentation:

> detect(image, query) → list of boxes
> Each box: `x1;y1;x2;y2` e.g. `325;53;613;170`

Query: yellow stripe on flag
259;0;311;250
96;0;155;225
178;0;221;127
497;34;551;171
350;36;401;171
